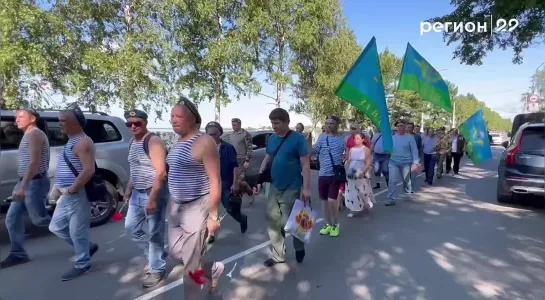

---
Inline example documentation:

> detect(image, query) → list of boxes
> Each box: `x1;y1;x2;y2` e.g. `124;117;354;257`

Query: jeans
373;153;390;185
221;188;246;224
6;176;51;258
387;161;412;201
49;189;92;269
423;153;438;183
125;188;168;273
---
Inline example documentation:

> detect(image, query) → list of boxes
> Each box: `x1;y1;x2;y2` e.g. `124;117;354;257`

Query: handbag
326;136;346;182
258;130;292;184
62;148;109;202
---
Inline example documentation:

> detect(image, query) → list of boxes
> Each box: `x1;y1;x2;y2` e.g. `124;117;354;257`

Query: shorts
318;176;342;200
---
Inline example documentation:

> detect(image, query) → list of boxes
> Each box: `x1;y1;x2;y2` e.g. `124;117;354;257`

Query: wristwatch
209;215;220;222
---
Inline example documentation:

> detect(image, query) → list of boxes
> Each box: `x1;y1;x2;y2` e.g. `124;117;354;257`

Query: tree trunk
276;33;285;107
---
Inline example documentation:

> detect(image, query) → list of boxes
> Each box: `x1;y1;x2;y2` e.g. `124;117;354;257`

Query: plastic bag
284;199;317;244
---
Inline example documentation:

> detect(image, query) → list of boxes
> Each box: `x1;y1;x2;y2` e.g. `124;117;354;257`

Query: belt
134;188;152;195
19;172;46;181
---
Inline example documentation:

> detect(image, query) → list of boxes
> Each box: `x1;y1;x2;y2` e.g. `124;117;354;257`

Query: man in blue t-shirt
256;108;310;268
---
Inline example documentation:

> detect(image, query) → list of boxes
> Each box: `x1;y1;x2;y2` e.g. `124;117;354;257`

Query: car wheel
90;180;118;227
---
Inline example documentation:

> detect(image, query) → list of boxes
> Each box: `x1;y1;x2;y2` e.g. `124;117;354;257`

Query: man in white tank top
123;109;168;288
1;108;51;269
48;107;99;281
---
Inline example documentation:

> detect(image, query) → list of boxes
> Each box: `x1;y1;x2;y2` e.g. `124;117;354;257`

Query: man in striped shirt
312;116;345;237
1;108;51;269
123;109;169;288
48;106;99;281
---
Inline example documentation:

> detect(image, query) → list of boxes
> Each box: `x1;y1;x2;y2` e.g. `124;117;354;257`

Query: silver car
1;110;131;226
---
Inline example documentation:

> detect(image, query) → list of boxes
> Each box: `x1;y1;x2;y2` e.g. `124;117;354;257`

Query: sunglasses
126;121;143;128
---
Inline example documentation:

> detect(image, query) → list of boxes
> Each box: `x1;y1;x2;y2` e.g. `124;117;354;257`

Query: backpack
130;133;168;158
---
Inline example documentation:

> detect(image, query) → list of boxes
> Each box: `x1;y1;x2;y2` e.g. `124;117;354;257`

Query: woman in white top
344;133;376;217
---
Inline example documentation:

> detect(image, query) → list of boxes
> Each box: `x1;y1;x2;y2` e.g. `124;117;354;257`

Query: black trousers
446;152;463;174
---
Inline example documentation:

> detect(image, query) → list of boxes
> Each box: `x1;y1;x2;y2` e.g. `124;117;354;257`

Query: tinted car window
520;128;545;151
0;117;24;150
252;134;268;149
46;118;122;146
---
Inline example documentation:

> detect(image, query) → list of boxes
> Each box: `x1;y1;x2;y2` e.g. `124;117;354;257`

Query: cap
205;121;224;135
124;109;148;121
231;118;241;123
177;96;202;124
18;107;40;118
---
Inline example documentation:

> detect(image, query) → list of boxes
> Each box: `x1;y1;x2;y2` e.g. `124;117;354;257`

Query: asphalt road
1;147;544;300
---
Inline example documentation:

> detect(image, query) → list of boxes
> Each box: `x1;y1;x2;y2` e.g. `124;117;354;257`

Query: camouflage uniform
223;129;253;190
435;133;452;178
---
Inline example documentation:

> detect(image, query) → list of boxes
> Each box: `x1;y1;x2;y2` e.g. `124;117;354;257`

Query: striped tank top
55;135;92;187
167;133;210;203
18;129;50;177
128;135;156;190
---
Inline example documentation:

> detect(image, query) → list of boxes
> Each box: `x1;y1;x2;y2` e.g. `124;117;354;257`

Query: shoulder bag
62;147;109;202
258;130;292;184
326;136;347;183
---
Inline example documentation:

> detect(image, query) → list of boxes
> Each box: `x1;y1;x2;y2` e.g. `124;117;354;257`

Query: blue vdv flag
335;36;392;152
459;109;493;164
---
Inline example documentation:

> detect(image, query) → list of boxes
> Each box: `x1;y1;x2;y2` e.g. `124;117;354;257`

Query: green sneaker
319;224;332;235
329;224;340;237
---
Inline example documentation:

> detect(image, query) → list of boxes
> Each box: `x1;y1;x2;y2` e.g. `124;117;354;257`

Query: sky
96;0;545;129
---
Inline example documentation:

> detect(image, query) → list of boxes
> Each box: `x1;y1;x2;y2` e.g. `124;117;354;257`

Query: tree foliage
0;0;514;129
429;0;545;65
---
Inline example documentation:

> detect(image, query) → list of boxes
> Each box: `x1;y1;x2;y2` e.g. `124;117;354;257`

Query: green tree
173;0;260;121
0;1;74;109
429;0;545;65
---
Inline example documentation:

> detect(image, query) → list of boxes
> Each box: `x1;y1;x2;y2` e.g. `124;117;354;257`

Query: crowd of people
1;98;466;299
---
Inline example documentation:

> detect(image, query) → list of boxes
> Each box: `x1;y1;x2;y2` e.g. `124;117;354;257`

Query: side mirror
501;141;509;148
252;144;258;150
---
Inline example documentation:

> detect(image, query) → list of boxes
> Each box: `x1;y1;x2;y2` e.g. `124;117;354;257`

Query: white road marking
133;172;425;300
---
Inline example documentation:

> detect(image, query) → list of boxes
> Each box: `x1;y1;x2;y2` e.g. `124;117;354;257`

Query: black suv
497;119;545;203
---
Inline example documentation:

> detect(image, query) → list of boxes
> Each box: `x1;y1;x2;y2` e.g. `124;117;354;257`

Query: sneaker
347;213;355;218
209;262;225;294
319;224;332;235
0;254;30;269
295;249;305;263
61;266;91;281
329;224;340;237
263;258;285;267
385;200;396;206
142;272;166;288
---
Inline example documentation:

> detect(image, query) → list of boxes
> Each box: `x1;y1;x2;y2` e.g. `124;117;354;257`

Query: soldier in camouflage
223;118;254;200
434;127;452;179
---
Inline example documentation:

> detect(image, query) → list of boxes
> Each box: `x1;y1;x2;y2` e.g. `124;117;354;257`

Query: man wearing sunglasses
222;118;254;199
123;109;169;288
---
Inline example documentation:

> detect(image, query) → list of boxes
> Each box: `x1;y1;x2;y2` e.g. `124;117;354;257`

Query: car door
510;126;545;180
0;116;24;202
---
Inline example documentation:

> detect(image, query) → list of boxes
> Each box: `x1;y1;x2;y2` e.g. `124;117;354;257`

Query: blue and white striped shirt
313;134;345;177
55;135;91;187
167;133;210;203
128;135;156;190
18;129;50;177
